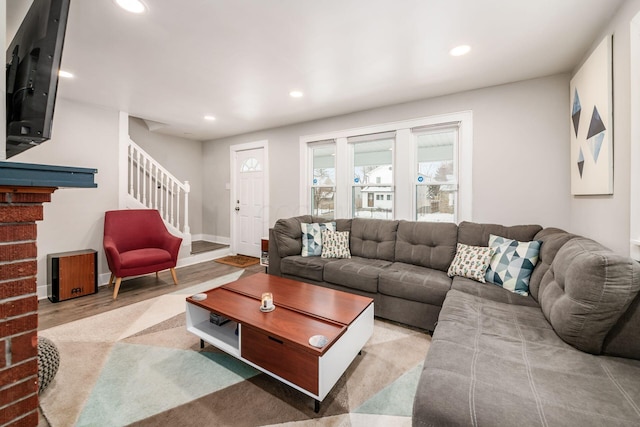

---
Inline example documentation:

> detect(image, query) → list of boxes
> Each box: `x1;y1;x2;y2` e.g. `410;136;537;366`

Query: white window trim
412;125;460;222
308;140;337;218
299;111;473;222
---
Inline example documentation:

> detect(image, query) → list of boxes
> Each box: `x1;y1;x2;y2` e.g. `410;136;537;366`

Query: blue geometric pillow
301;222;336;257
485;234;541;296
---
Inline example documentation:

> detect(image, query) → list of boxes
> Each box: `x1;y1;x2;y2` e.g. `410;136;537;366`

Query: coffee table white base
186;302;374;410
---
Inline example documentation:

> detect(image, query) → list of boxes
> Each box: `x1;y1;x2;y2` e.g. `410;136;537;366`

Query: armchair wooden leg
156;272;159;279
113;277;122;299
108;273;115;288
170;267;179;286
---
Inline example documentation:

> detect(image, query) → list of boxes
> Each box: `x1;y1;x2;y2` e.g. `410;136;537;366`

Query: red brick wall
0;187;54;427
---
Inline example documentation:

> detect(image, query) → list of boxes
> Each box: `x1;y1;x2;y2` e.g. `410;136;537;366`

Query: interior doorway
230;141;269;258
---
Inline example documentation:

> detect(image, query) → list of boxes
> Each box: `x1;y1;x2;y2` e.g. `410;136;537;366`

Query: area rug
215;254;260;268
38;271;431;426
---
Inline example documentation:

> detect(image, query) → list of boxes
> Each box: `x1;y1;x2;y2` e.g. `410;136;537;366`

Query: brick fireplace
0;160;96;426
0;186;55;426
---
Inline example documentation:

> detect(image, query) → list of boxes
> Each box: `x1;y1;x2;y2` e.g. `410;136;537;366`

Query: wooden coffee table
185;273;374;411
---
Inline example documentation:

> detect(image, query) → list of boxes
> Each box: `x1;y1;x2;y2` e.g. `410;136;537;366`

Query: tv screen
6;0;70;158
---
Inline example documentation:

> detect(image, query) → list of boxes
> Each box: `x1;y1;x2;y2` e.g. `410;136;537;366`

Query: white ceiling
7;0;625;142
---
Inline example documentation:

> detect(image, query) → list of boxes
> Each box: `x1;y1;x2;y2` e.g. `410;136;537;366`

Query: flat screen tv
6;0;70;158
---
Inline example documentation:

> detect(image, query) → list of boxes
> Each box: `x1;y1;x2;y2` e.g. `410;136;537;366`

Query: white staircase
125;138;192;248
117;112;230;267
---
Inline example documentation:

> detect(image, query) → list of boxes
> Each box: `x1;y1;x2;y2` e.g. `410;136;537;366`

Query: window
414;127;457;222
240;157;261;172
301;111;472;222
310;142;335;219
350;133;394;219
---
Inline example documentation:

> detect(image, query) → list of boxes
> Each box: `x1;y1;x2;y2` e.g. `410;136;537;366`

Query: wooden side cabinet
47;249;97;302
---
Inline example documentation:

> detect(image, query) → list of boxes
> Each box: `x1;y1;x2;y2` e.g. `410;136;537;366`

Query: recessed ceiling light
58;70;74;78
204;115;216;121
450;45;471;57
115;0;146;14
289;90;304;98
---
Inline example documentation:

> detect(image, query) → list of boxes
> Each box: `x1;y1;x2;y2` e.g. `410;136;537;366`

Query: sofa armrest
268;228;282;276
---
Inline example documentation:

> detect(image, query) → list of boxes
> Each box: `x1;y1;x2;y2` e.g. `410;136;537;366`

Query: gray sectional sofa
268;216;640;425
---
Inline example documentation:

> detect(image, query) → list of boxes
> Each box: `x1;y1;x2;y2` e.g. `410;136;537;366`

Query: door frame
229;140;269;255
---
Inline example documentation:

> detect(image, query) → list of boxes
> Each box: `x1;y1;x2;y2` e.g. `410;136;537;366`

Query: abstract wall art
570;35;613;195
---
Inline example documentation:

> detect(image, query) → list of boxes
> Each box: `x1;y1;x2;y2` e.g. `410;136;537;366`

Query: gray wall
568;0;640;255
129;117;204;235
12;98;120;297
203;74;571;239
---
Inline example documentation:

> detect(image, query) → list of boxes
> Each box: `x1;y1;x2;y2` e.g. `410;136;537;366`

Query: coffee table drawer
242;325;319;395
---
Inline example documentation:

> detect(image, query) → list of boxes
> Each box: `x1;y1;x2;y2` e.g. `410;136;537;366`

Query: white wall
203;74;571;239
128;117;203;235
570;0;640;255
12;98;119;297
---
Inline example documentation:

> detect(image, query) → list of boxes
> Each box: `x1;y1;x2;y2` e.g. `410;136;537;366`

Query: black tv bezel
6;0;70;158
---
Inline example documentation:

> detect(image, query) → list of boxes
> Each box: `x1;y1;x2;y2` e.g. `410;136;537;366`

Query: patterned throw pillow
447;243;494;283
301;222;336;257
321;230;351;259
485;234;541;296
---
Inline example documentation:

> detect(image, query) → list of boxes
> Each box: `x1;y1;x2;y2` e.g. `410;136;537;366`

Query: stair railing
127;139;190;237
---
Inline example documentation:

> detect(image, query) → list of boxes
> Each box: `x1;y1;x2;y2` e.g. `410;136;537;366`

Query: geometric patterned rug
39;271;431;426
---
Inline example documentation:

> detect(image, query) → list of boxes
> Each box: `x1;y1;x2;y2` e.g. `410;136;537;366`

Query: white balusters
126;138;191;238
129;145;134;195
155;165;159;209
142;157;147;206
184;181;190;235
170;180;175;226
136;149;141;202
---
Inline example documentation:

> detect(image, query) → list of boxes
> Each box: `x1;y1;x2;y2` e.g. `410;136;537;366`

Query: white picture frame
570;35;613;195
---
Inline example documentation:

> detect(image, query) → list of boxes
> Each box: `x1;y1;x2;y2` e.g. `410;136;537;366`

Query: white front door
233;147;265;257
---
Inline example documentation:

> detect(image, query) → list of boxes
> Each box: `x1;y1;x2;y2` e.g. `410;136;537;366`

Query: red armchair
103;209;182;299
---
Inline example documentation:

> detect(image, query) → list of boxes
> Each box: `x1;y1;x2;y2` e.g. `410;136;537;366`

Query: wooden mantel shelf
0;160;97;188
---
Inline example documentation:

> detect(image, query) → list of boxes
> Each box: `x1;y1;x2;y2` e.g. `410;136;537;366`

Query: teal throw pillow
485;234;541;296
301;222;336;257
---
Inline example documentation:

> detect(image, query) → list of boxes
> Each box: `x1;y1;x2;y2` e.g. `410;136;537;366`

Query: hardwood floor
191;240;229;254
38;260;264;330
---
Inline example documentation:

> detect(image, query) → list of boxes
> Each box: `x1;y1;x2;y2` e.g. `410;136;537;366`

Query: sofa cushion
349;219;398;261
313;217;352;233
321;230;351;259
272;215;313;257
379;262;451;306
413;289;640;426
538;237;640;354
301;222;335;257
394;221;457;272
451;276;540;308
458;221;542;247
120;248;172;268
485;234;541;296
447;243;494;283
603;293;640;360
280;255;336;283
529;228;577;302
323;256;392;293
